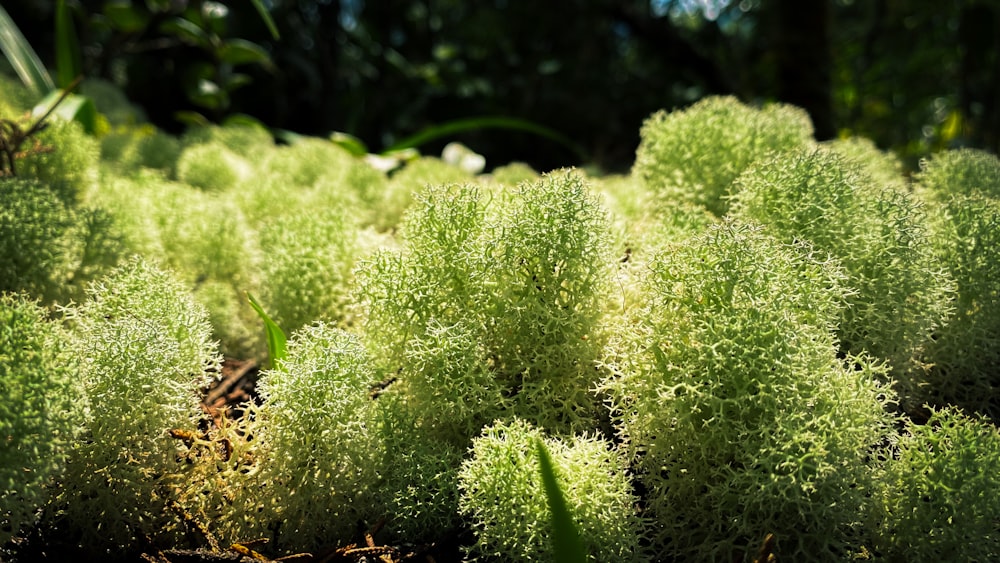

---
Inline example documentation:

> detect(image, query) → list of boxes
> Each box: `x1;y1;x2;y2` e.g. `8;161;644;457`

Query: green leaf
248;292;287;370
217;38;271;66
31;90;97;134
144;0;174;14
383;116;587;162
220;72;253;92
329;131;369;156
160;16;210;49
0;4;55;96
272;128;306;145
250;0;280;40
536;439;588;563
104;1;152;33
173;110;210;126
223;113;267;129
55;0;82;89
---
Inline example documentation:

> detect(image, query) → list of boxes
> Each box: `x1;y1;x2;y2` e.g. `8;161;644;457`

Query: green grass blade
55;0;82;88
536;439;588;563
0;4;55;96
247;292;287;370
250;0;280;40
383;116;588;162
32;89;97;134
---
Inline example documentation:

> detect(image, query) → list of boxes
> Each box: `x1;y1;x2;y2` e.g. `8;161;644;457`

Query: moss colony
2;79;1000;562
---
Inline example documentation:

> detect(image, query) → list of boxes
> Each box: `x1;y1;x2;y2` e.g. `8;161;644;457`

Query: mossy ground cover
3;84;1000;562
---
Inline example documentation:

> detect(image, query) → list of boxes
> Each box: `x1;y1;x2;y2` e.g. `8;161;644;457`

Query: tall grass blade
536;439;588;563
0;4;55;96
250;0;280;40
55;0;82;88
248;292;287;370
31;86;97;134
384;116;588;162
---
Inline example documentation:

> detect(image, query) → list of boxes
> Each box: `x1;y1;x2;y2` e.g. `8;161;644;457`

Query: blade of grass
383;116;588;162
250;0;280;40
0;4;55;96
536;438;588;563
31;87;96;134
55;0;82;89
247;292;287;370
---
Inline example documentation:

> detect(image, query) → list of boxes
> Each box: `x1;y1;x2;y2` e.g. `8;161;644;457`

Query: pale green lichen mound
359;170;613;440
17;119;100;205
0;178;75;301
870;406;1000;561
730;147;953;402
238;323;381;552
633;95;814;216
458;418;645;562
916;149;1000;419
55;258;220;552
602;220;896;562
0;293;82;551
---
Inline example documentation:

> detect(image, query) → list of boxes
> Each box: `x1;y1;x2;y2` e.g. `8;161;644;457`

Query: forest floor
10;358;469;563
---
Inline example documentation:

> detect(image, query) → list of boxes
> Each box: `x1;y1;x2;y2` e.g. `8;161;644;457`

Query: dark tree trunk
774;0;835;140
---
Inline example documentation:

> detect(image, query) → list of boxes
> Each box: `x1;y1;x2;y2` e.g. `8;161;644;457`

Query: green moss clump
0;293;82;550
870;407;1000;561
100;124;182;174
916;149;1000;419
235;323;381;551
257;207;358;335
360;170;613;440
376;156;474;231
18;119;100;205
602;220;896;562
633;96;814;216
0;178;76;300
916;147;1000;200
730;147;953;399
175;142;252;192
0;72;33;117
458;418;645;562
55;258;220;552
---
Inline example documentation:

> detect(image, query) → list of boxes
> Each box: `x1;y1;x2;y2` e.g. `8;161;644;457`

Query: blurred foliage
4;0;996;171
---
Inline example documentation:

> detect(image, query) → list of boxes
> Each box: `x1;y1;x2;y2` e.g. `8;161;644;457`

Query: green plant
231;322;381;552
0;293;82;551
457;418;644;562
16;117;99;204
536;438;587;563
375;156;475;232
100;124;181;174
1;175;120;305
729;147;953;402
247;292;287;369
175;141;251;192
370;395;465;544
632;96;814;216
601;220;896;561
870;406;1000;561
482;169;614;433
55;257;220;553
0;177;76;301
915;149;1000;419
823;137;906;193
915;148;1000;200
359;170;613;439
255;207;357;338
